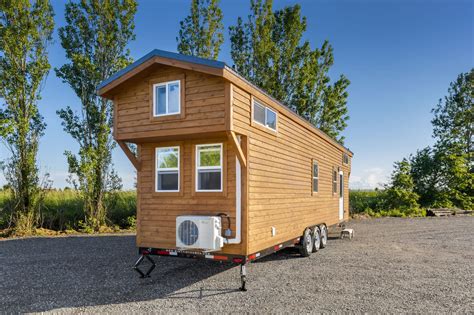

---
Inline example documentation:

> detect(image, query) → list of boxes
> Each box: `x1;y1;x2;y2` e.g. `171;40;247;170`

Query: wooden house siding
231;84;350;254
113;64;227;142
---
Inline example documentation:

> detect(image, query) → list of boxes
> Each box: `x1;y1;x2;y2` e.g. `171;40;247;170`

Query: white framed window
312;161;319;193
153;80;181;116
253;99;277;131
156;146;180;192
196;143;223;192
332;168;338;194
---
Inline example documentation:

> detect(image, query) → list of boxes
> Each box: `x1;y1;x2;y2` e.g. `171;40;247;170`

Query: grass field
0;190;136;232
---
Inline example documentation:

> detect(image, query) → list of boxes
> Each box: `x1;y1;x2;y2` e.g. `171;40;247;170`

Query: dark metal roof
97;49;227;91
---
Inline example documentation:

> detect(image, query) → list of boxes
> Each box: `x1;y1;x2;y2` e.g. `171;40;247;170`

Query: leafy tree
431;69;473;209
177;0;224;60
0;0;54;233
229;0;350;143
409;147;446;207
56;0;137;231
384;159;420;210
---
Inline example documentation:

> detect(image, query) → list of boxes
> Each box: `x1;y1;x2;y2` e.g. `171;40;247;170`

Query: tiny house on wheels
97;49;353;291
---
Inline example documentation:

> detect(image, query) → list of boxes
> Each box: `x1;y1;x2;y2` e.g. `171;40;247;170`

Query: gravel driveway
1;217;473;313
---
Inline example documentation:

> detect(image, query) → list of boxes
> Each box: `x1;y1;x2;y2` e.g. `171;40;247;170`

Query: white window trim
195;143;223;192
252;99;278;131
153;80;181;117
155;146;180;192
312;161;319;193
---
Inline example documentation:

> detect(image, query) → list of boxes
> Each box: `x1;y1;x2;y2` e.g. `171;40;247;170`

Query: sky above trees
0;0;471;190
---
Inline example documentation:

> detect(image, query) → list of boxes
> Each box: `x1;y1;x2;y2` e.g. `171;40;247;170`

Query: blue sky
0;0;472;190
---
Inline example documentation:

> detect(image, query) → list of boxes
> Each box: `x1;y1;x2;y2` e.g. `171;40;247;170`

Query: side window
153;80;180;116
196;144;223;192
156;147;179;192
312;160;319;193
343;153;349;165
253;99;277;131
332;168;338;194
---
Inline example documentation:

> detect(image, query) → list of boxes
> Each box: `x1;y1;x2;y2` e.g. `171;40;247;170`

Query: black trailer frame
133;222;344;291
133;236;301;291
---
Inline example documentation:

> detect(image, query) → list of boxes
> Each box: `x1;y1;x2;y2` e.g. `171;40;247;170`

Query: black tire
319;224;328;248
299;228;313;257
312;226;321;252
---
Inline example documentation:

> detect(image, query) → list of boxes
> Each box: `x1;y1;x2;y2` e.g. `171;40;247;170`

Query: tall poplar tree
229;0;350;143
0;0;54;233
430;69;473;209
56;0;137;230
177;0;224;60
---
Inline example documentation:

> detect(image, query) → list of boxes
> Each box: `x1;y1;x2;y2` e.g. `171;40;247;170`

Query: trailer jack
133;254;156;278
240;263;247;292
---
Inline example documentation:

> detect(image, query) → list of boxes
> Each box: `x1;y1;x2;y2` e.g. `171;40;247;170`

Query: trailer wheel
312;226;321;252
320;224;328;248
299;228;313;257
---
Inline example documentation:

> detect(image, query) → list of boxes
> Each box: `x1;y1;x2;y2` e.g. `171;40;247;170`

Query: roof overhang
97;49;227;97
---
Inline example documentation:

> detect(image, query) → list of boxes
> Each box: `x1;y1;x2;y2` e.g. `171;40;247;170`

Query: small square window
154;80;180;116
253;99;277;131
343;153;349;165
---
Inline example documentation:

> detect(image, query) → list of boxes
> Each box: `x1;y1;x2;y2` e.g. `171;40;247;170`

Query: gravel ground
1;217;473;313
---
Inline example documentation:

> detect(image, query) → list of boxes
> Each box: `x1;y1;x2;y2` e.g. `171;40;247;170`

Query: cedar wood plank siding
100;51;352;257
231;84;350;254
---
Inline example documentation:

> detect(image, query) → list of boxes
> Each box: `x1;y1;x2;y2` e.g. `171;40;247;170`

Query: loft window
153;80;180;116
312;161;319;193
156;147;179;192
343;153;349;164
332;169;338;194
196;144;223;192
253;99;277;131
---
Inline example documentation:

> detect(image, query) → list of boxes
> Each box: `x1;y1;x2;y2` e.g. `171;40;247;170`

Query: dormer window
153;80;180;116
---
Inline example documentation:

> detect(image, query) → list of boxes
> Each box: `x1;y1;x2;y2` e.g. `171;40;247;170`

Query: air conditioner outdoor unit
176;216;224;251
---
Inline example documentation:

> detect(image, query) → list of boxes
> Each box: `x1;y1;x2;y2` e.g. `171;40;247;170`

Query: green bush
350;189;426;218
349;190;386;214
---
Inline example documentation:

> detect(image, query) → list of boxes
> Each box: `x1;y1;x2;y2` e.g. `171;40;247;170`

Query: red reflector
232;258;244;263
157;250;169;255
213;255;228;261
248;254;256;260
274;245;280;250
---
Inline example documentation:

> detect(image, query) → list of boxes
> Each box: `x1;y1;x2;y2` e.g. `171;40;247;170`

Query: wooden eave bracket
117;140;141;171
227;131;247;168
